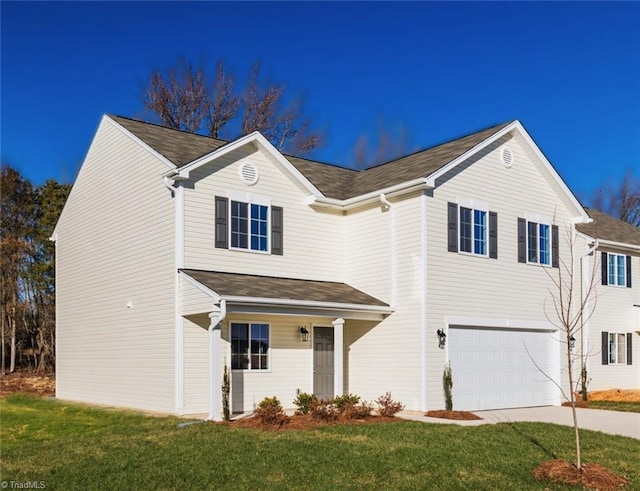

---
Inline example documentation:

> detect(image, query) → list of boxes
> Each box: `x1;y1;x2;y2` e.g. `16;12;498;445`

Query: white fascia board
173;131;323;196
105;115;176;171
308;178;432;211
445;316;557;331
593;239;640;253
222;295;393;314
179;271;222;304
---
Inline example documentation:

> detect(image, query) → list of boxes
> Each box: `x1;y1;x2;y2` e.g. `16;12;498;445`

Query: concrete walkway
398;406;640;439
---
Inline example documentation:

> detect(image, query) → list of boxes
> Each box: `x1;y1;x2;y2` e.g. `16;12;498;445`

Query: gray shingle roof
181;269;389;307
577;208;640;246
109;114;511;200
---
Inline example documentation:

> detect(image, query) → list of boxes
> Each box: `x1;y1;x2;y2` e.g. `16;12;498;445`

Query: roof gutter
222;295;393;314
307;177;432;210
593;238;640;253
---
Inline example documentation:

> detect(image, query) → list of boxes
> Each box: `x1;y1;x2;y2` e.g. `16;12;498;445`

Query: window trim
608;332;627;365
526;220;553;266
229;200;271;254
230;321;271;372
458;205;489;257
606;252;627;288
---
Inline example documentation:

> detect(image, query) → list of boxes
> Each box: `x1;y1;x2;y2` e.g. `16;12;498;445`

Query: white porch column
208;305;225;421
332;317;344;397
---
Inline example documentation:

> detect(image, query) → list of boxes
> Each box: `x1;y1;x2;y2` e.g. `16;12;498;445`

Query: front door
313;327;334;401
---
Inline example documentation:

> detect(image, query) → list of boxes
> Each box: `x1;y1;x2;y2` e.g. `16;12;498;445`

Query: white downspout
379;194;395;307
580;239;599;391
208;299;227;421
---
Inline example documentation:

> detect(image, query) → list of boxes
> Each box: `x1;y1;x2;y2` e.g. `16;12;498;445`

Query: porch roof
180;269;392;319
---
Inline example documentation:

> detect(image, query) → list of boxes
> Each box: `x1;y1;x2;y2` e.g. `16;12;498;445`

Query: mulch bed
534;459;629;491
222;413;399;431
424;410;482;420
562;400;590;408
0;370;55;397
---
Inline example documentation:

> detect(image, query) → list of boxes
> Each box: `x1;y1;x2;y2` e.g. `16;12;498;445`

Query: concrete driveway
476;406;640;439
399;406;640;439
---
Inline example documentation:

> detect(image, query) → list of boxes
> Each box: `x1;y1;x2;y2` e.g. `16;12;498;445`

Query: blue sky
2;1;639;204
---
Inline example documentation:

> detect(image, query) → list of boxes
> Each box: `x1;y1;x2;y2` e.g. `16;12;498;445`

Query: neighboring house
56;114;634;421
576;209;640;391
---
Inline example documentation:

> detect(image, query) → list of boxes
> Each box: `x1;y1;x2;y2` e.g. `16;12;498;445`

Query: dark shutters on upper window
627;333;633;365
601;331;609;365
447;202;458;253
215;196;228;249
489;212;498;259
601;252;608;285
271;206;283;256
551;225;559;268
517;218;526;263
626;255;632;288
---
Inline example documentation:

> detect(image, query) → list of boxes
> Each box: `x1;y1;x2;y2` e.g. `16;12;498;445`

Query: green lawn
1;394;638;490
588;400;640;413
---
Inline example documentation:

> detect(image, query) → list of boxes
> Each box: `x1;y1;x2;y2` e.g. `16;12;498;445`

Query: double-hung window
231;201;268;252
449;202;496;257
527;221;551;265
459;207;487;255
601;252;631;287
518;217;558;267
215;195;284;255
602;331;632;365
231;322;270;370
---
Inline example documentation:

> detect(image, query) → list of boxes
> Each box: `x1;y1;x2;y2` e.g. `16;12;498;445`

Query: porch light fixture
300;326;310;342
436;329;446;349
569;335;576;351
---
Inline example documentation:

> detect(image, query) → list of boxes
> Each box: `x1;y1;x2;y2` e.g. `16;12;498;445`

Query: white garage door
449;326;559;411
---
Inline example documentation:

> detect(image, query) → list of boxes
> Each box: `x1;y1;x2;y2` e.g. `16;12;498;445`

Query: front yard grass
1;394;638;490
587;400;640;413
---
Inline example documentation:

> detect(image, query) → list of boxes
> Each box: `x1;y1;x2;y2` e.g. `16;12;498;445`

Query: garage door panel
449;326;559;411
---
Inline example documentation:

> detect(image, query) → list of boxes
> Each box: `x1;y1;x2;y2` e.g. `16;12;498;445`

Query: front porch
179;269;392;420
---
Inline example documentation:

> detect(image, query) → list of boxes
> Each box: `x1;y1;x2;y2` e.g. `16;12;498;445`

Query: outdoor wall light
436;329;446;349
569;335;576;351
300;326;310;342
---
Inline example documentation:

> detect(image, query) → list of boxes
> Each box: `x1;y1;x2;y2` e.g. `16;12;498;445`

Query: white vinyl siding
55;118;175;413
425;135;577;410
183;146;344;281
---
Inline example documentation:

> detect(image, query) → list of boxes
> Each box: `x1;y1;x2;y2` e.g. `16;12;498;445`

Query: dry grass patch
0;371;55;397
425;410;482;420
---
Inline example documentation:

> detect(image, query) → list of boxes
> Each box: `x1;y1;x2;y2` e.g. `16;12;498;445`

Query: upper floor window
518;217;558;267
231;201;268;251
215;195;283;255
601;252;631;288
231;322;270;370
448;202;497;259
601;331;632;366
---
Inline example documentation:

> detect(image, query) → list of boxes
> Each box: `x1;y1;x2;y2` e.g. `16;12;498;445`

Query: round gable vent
501;148;513;168
240;162;259;185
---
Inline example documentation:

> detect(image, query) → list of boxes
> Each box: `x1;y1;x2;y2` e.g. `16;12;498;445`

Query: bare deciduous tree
143;58;209;133
591;171;640;226
207;62;240;139
528;226;599;471
352;119;412;169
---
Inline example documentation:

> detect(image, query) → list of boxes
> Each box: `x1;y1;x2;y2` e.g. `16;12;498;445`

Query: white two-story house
53;115;638;419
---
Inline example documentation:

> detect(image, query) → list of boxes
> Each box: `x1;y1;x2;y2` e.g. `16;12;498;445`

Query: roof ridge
361;121;514;171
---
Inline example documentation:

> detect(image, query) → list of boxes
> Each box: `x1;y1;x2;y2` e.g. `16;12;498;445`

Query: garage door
449;326;559;411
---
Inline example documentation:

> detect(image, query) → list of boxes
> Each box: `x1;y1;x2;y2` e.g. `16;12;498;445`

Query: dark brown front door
313;327;334;401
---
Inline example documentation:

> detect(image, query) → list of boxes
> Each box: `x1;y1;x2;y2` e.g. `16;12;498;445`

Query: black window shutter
627;333;633;365
271;206;283;256
517;218;526;263
626;255;632;288
489;211;498;259
601;331;609;365
215;196;228;249
447;203;458;252
551;225;559;268
601;252;608;285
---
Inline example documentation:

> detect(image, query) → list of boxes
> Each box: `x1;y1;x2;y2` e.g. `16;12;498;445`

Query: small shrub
255;396;289;426
443;363;453;411
375;392;405;417
309;399;339;422
342;401;373;420
333;394;361;412
293;392;317;415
